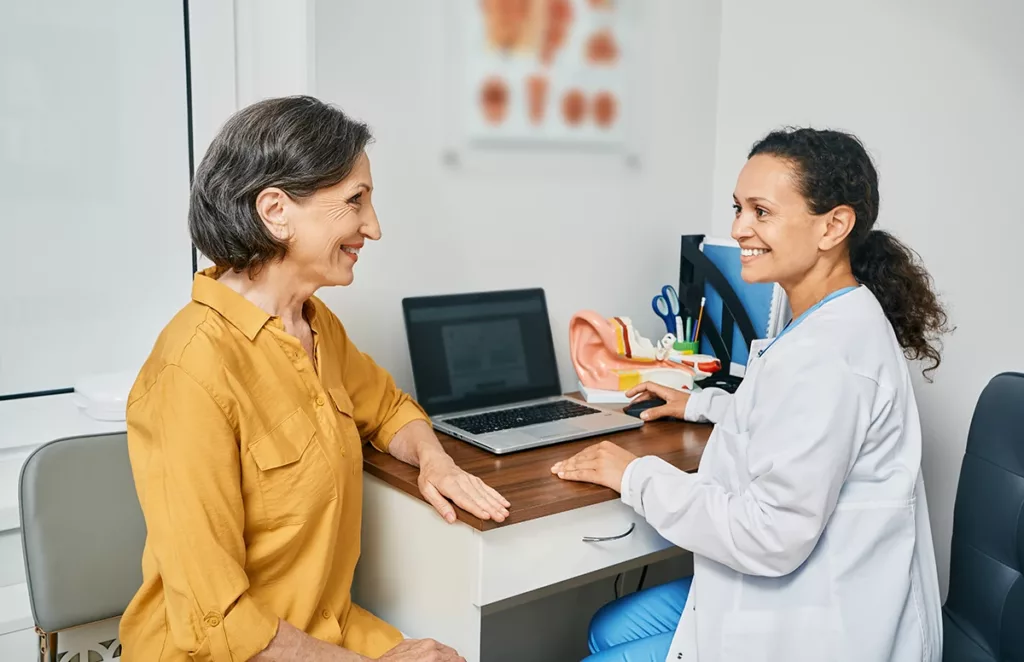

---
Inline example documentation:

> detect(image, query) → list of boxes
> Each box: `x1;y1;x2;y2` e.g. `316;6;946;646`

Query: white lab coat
620;286;942;662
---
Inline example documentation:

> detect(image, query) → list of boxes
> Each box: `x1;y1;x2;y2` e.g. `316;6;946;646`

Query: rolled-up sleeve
332;322;428;454
126;365;279;661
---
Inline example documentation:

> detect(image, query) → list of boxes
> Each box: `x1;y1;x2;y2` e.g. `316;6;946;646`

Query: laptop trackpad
527;422;585;440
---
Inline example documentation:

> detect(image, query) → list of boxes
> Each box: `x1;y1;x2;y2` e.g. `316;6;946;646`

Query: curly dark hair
749;128;951;379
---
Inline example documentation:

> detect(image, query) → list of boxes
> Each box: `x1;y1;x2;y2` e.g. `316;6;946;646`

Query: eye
755;207;769;218
732;203;741;215
348;192;363;205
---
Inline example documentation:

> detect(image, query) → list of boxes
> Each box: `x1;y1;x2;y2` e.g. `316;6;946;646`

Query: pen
692;297;706;342
685;317;692;343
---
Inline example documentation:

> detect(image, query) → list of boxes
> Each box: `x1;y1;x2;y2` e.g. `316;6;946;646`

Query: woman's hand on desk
550;441;638;492
375;638;465;661
418;452;510;524
626;382;691;421
389;420;511;524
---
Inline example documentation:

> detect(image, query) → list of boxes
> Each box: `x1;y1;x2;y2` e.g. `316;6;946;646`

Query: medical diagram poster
461;0;630;147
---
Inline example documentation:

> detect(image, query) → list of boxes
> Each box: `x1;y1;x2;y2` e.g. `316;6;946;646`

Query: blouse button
204;612;222;628
315;395;326;407
321;609;331;620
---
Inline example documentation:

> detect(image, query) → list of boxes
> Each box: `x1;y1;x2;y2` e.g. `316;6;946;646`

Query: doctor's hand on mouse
550;382;690;491
623;382;691;421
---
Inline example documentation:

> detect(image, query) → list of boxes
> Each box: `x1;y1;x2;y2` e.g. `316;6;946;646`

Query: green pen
685;317;692;342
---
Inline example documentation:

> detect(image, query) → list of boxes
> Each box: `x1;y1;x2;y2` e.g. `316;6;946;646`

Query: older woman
120;96;508;662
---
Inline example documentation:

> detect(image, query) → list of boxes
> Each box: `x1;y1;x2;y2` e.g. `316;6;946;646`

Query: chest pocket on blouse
328;387;364;467
249;407;338;526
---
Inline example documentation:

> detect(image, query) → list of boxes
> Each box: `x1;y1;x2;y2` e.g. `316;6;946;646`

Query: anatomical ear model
569;310;721;394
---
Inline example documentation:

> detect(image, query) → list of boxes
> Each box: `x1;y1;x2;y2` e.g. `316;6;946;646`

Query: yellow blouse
119;268;427;661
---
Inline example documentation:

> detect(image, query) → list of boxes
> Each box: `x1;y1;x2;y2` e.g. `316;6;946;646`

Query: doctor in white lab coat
552;127;948;662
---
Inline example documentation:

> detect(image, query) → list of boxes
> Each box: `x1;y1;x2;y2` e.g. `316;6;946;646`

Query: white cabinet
354;474;681;662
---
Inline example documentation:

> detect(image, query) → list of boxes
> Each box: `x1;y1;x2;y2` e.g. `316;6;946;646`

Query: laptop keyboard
445;400;601;435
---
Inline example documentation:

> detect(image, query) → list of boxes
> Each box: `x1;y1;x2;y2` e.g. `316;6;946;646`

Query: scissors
652;285;683;338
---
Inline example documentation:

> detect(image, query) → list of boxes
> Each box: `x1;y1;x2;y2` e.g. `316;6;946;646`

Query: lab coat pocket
249;407;338;526
720;607;841;662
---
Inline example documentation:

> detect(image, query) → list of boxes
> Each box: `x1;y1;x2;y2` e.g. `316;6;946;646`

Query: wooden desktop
363;396;712;530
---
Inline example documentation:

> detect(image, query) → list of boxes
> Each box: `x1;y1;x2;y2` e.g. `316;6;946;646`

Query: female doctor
551;127;949;662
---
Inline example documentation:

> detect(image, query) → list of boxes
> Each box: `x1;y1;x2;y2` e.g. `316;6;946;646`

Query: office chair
19;432;146;661
942;372;1024;662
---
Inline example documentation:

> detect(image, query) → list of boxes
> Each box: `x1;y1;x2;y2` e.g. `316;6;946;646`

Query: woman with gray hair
119;96;505;661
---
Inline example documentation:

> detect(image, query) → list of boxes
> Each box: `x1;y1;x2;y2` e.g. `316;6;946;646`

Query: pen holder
673;340;700;355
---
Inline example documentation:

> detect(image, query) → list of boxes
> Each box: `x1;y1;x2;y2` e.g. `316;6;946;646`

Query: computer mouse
623;397;668;419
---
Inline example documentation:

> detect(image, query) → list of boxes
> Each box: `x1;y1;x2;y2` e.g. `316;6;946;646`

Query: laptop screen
402;288;562;416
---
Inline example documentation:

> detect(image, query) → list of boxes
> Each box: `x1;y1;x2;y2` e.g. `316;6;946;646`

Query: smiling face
731;153;852;288
255;152;379;288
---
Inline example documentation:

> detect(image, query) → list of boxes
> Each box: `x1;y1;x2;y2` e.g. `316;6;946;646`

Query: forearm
387;419;449;468
252;620;370;662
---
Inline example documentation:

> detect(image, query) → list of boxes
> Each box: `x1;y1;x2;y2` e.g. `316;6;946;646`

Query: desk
354;399;711;662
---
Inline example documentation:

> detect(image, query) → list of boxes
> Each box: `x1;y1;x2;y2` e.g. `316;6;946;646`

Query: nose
362;204;382;241
731;211;754;242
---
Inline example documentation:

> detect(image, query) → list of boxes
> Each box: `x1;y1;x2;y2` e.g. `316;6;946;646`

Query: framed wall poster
461;0;631;148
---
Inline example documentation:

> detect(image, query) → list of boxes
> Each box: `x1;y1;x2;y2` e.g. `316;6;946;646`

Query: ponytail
749;127;951;379
851;229;951;379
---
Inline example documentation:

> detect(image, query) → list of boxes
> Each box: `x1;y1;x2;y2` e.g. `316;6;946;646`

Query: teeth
741;248;769;257
341;246;360;255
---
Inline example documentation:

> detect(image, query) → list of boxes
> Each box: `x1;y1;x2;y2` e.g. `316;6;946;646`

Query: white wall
234;0;317;109
0;0;193;396
710;0;1024;596
313;0;723;394
189;0;317;160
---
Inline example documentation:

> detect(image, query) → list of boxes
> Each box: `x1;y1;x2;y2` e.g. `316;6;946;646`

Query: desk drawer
476;499;670;606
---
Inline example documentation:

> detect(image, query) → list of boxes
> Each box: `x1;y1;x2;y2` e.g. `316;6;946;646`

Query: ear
818;205;856;251
254;187;293;242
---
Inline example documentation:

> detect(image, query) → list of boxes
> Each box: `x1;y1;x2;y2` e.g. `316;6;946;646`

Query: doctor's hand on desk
550;441;638;492
389;420;511;524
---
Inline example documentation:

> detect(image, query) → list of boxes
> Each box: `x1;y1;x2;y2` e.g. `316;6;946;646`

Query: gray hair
188;95;373;274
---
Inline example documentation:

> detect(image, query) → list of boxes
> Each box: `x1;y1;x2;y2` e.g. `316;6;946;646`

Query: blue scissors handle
660;285;680;315
652;294;675;334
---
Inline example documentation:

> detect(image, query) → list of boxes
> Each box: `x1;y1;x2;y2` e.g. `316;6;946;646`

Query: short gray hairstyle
188;95;373;274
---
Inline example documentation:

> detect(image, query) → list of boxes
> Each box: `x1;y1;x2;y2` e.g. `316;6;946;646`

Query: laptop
401;288;643;454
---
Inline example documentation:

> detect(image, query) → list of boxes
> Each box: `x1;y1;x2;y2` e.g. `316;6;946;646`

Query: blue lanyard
757;286;859;358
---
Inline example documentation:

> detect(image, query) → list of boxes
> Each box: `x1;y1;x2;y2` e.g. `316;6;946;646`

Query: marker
685;317;692;343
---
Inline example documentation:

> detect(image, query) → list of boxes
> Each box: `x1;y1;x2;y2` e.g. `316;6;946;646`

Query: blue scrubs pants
583;576;692;662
